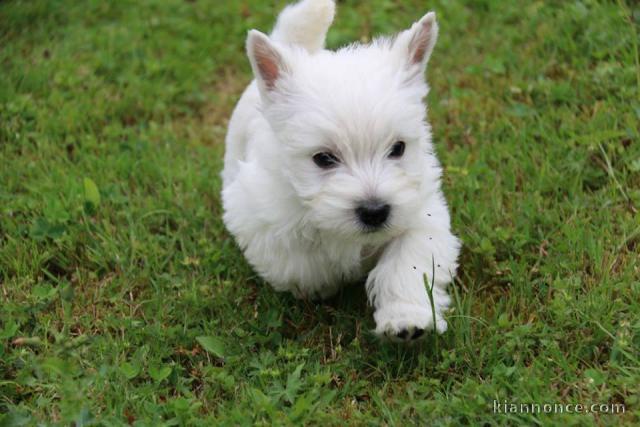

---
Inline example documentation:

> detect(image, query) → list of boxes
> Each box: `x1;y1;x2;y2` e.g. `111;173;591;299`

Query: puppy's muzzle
355;200;391;229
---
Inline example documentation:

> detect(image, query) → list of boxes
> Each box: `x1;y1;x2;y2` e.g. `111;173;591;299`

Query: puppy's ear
246;30;290;99
394;12;439;82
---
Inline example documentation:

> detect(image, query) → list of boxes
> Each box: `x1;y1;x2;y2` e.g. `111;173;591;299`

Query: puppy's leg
366;217;460;342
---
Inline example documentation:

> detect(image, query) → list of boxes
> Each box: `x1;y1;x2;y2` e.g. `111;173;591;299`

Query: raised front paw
373;302;447;343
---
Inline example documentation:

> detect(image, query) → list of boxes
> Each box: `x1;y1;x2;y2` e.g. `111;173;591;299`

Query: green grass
1;0;639;425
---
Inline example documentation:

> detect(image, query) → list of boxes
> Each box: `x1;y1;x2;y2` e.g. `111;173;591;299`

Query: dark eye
313;152;340;169
389;141;405;158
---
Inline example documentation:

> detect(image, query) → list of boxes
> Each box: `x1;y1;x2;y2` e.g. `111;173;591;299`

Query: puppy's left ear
394;12;439;82
246;30;291;101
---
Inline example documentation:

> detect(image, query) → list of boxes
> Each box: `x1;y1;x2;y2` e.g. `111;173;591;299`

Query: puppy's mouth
360;223;391;234
356;217;396;239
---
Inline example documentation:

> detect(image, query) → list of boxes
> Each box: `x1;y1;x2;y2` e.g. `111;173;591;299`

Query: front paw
373;302;447;342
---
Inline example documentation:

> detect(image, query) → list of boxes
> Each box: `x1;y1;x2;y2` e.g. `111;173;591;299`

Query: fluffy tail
270;0;335;53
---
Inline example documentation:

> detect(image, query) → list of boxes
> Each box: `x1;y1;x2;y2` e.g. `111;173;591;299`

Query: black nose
355;201;391;228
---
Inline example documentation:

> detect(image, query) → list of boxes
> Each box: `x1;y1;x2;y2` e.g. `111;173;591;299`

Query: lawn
1;0;639;425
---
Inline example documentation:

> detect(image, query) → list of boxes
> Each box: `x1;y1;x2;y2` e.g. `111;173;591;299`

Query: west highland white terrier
222;0;460;342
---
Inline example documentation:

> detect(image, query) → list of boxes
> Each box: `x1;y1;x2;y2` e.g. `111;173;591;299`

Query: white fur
222;0;460;341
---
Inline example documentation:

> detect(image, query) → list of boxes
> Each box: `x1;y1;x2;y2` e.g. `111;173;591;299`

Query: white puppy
222;0;460;342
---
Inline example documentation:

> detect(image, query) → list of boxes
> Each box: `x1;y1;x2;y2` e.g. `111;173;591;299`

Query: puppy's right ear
246;30;290;100
392;12;438;85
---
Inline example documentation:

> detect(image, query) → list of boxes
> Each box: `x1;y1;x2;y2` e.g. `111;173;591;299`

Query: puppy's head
247;13;441;242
